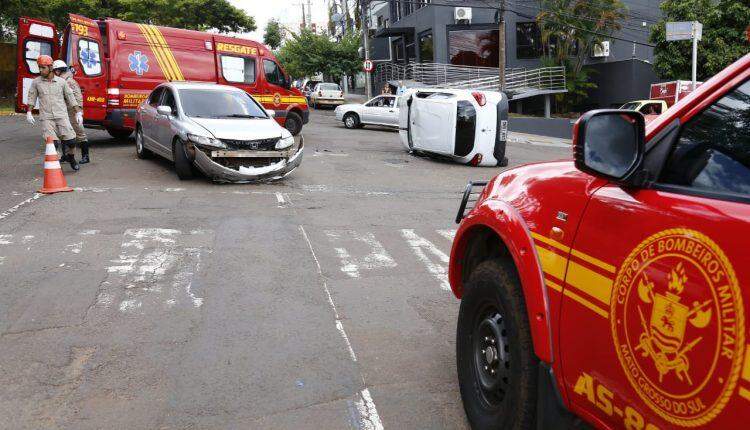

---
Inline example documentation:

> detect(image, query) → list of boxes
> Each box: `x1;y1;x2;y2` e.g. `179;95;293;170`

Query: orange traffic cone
38;136;73;194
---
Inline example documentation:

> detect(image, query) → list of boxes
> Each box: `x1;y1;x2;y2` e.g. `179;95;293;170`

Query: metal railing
374;62;566;97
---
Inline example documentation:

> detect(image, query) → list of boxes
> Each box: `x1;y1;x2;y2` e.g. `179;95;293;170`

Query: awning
373;27;414;38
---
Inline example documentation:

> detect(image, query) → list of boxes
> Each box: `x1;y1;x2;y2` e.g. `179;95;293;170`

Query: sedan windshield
620;102;640;111
179;89;268;119
319;83;340;91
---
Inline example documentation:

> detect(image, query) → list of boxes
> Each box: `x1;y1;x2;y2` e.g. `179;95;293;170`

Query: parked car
620;99;667;123
398;88;508;166
135;82;303;182
301;79;322;100
335;95;399;129
309;83;345;109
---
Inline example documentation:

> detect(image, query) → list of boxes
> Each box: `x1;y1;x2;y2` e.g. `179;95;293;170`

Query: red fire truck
15;14;309;137
450;52;750;429
649;80;703;108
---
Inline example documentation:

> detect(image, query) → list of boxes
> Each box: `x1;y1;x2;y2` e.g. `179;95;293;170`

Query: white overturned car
398;88;508;166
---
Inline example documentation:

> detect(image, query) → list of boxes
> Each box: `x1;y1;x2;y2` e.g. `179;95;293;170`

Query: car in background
619;99;667;123
135;82;303;182
309;83;345;109
398;88;508;167
335;95;399;129
301;79;323;100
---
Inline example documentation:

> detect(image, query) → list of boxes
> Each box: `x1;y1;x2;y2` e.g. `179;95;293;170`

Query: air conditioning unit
454;7;472;22
592;41;610;57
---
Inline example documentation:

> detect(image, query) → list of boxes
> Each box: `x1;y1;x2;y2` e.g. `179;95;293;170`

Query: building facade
369;0;664;110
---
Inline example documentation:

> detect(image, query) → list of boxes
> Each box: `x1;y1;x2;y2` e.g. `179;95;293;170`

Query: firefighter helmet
52;60;68;71
36;55;53;67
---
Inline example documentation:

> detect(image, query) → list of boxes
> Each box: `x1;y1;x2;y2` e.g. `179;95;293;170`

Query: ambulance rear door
15;17;59;112
64;14;108;121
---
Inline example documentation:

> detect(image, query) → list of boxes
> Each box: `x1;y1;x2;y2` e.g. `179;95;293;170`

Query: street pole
691;29;698;91
362;0;372;98
498;0;506;92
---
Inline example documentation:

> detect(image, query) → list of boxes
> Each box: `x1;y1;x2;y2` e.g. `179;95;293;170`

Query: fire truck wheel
284;112;303;136
107;127;133;140
173;139;195;180
457;259;538;430
135;126;152;159
344;113;361;129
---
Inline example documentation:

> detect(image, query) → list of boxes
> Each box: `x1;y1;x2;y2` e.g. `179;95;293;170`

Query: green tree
263;19;282;50
276;29;361;80
1;0;255;41
650;0;750;80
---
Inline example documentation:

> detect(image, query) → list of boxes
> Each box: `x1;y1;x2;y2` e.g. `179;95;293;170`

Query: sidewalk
507;131;571;147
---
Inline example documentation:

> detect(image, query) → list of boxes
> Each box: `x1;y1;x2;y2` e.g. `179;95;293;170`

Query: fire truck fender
449;198;554;364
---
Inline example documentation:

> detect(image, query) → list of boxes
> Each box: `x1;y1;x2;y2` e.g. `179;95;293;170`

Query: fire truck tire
344;113;361;129
173;139;196;180
284;112;303;136
107;127;133;140
457;259;538;430
135;126;152;159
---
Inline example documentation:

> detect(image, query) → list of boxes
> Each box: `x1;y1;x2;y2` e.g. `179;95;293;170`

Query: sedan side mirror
157;105;172;116
573;110;645;184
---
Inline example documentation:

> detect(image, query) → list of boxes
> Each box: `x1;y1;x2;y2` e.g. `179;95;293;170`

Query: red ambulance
649;80;703;108
15;14;309;137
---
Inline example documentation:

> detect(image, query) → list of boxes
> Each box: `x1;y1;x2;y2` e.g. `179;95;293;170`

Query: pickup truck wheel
135;126;152;159
284;111;303;136
173;138;196;180
344;113;360;129
107;127;133;140
457;260;538;430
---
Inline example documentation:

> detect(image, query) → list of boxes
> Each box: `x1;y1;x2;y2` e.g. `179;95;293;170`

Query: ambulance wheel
135;126;152;159
284;112;303;136
344;113;360;129
107;127;133;140
173;138;195;180
457;259;538;430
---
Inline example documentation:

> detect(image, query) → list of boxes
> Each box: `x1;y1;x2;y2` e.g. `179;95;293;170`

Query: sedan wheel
344;113;360;129
135;127;152;159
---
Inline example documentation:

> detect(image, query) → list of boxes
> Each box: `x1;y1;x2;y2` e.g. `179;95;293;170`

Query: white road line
299;225;383;430
0;235;12;245
437;229;457;241
401;229;451;291
275;192;286;207
0;193;41;221
67;241;83;254
325;230;397;279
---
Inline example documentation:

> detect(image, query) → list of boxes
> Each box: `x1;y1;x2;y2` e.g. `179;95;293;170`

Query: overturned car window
179;89;268;119
455;100;476;157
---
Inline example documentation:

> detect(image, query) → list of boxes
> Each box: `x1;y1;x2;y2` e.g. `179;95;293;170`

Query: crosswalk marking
325;230;397;279
400;229;451;291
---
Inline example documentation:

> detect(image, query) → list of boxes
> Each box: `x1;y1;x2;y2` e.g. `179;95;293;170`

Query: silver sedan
135;82;303;182
335;95;399;129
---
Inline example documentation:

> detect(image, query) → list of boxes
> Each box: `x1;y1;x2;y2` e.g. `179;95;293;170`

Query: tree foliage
263;19;282;50
537;0;628;110
650;0;750;80
1;0;255;41
276;29;361;80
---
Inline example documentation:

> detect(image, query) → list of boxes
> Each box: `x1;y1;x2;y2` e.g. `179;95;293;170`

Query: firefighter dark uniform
26;55;82;170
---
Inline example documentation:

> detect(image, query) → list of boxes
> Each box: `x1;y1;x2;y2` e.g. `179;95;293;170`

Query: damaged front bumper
192;136;304;183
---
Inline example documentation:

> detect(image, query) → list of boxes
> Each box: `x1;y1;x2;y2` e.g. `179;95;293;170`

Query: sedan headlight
187;133;226;149
276;134;295;149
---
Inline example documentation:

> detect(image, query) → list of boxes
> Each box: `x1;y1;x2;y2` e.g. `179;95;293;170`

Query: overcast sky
228;0;332;42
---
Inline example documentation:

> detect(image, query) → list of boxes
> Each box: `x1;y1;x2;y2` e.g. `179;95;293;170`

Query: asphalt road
0;108;569;430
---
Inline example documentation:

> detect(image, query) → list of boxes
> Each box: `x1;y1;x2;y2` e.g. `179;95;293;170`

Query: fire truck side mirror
573;109;645;184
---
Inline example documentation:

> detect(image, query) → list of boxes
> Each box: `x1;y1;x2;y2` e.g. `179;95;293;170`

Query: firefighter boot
79;141;90;164
63;139;79;171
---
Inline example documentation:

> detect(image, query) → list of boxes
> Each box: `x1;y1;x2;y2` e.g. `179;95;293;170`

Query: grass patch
0;98;16;115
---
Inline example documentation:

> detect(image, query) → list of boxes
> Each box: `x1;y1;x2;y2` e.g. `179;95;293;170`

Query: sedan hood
189;117;285;140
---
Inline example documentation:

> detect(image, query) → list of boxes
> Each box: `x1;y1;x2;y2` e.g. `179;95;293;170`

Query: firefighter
53;60;90;164
26;55;82;171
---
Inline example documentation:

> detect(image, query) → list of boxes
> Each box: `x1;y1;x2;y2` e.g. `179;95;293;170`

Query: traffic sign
666;21;702;41
363;60;374;73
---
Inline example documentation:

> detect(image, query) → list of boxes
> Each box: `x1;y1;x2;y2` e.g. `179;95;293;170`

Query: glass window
148;87;164;106
659;80;750;196
455;100;476;157
419;32;433;63
318;83;341;91
161;89;177;113
366;96;384;107
383;96;395;108
620;102;640;110
24;40;52;74
221;55;256;84
77;39;102;76
449;29;499;67
516;22;541;59
263;59;284;86
179;88;268;119
641;103;662;115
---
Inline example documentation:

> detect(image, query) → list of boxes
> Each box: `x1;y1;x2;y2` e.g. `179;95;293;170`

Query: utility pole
498;0;506;92
361;0;372;98
307;0;313;30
